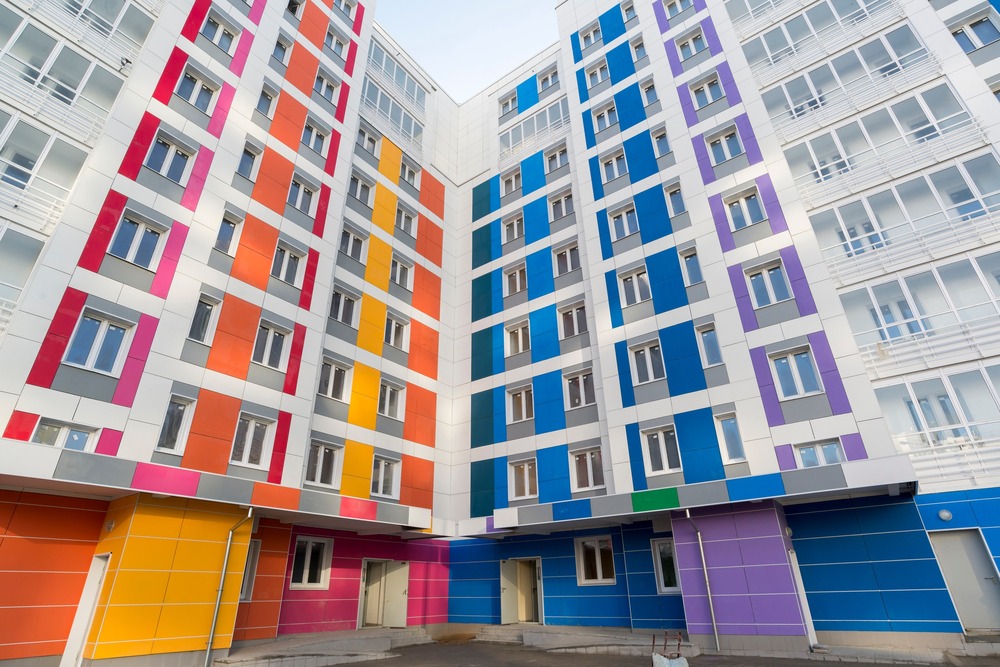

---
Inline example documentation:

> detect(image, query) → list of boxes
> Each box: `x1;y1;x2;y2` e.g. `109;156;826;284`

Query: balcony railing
365;57;426;123
499;114;572;170
0;174;70;237
768;51;940;144
793;117;987;210
729;0;816;41
749;0;903;88
0;298;13;345
360;95;423;162
895;434;1000;492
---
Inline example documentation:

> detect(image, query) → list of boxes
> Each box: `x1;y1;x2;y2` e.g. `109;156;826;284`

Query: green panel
631;487;680;513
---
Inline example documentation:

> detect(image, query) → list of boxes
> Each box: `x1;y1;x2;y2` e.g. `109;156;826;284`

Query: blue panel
472;181;492;221
599;4;627;43
881;590;959;621
623;131;658;183
726;473;785;501
647;247;687;314
523;197;550;245
494;456;509;510
529;305;560;363
808;591;889;622
472;224;492;270
626;423;647;491
582;110;596;149
605;270;623;328
614;85;646;132
490;175;501;212
491;219;502;260
516;76;539;115
470;390;494;448
864;531;934;561
794;535;870;565
470;459;494;517
526;247;555;300
470;327;495;381
606;42;636;84
471;274;492;322
858;500;926;532
589;156;605;200
521;151;546;196
660;321;706;396
801;563;878;592
538;445;571;504
570;32;583;63
492;324;504;378
674;407;724;483
575;68;589;104
615;340;635;408
872;560;947;590
533;370;566;434
635;184;671;245
493;386;507;445
491;268;504;315
915;490;969;504
553;498;592;521
596;209;613;260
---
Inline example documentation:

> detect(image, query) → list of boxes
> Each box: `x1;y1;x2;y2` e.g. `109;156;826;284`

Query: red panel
2;411;39;440
180;0;212;42
335;82;350;123
298;250;319;311
281;325;307;396
266;412;292;484
340;496;377;520
152;47;188;104
352;2;365;35
345;40;358;77
25;288;87;389
118;112;160;180
77;190;128;271
323;130;341;177
313;185;331;239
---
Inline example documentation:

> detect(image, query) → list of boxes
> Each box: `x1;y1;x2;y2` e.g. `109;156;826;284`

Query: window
571;448;605;490
306;441;342;486
708;130;744;165
666;186;685;215
603;152;628;182
952;17;1000;53
500;94;517;116
237;144;260;180
357;128;378;155
302;122;327;155
797;441;845;467
509;386;534;422
771;348;822;398
633;341;665;384
286;0;302;18
252;323;286;370
747;263;791;307
555;244;580;275
270;244;302;286
332;0;354;17
330;289;357;326
314;72;337;102
651;539;680;593
146;137;191;183
551;192;574;219
325;30;346;56
566;371;596;409
339;229;365;262
362;79;425;141
681;250;703;285
108;215;162;269
581;25;602;48
611;207;639;240
717;414;745;461
595;105;618;131
349;175;372;205
623;1;637;21
506;265;527;295
546;146;568;172
241;540;261;601
395;207;415;236
389;256;411;289
378;382;404;419
503;215;524;243
539;69;559;90
202;16;236;53
499;98;570;156
632;39;647;60
677;31;706;60
561;304;588;338
698;326;723;367
400;162;417;187
66;314;129;374
502;170;521;195
384;315;407;350
510;459;538;499
318;361;350;401
643;81;659;105
231;414;271;467
653;130;670;157
507;322;530;356
215;216;240;254
32;419;94;451
587;62;609;87
272;38;290;63
645;427;681;473
189;296;219;343
693;77;723;109
727;191;766;230
287;178;316;214
256;88;275;116
575;536;615;584
621;269;651;306
290;537;331;588
157;397;193;452
176;70;215;113
371;456;400;498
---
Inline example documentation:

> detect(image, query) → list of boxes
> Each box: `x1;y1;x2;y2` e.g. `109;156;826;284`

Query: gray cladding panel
588;78;611;97
376;415;404;439
622;299;655;325
566;404;599;428
732;220;774;247
604;174;630;197
779;393;833;424
657;152;676;173
99;255;154;293
346;196;374;220
377;502;410;525
613;233;642;257
136;168;185;203
695;97;731;124
518;503;553;524
595;124;622;146
506;419;535;441
546;162;570;184
283;204;315;232
712;153;751;181
559;331;591;355
266;276;301;305
196;34;234;67
314;394;349;421
645;100;663;116
246;363;285;392
336;254;367;280
681;48;712;72
231;173;254;196
167;96;211;132
669;210;691;232
355;145;379;168
382;344;408;368
52;366;117;403
387;281;413;305
500;189;522;208
647;472;684;490
704;364;730;388
502;235;526;256
225;463;268;482
550;211;577;235
151;451;182;466
180;339;210;367
504;290;528;310
505;350;531;373
197;473;255;504
634;379;669;405
251;109;272;131
677;481;730;507
326;319;359;345
208;248;235;275
554;269;583;292
54;450;137;487
755;300;800;328
590;493;634;517
971;40;1000;66
400;180;420;202
396;229;417;251
686;282;710;304
782;464;847;495
724;462;751;478
299;488;343;516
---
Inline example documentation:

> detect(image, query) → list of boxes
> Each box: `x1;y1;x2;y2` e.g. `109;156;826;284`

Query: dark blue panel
526;247;555;300
471;327;494;381
605;270;623;328
800;562;878;592
576;68;589;104
570;32;583;63
614;85;646;132
660;321;706;396
470;459;495;517
596;209;613;260
647;247;686;314
534;370;566;434
872;560;947;590
494;455;508;510
516;76;539;114
521;151;546;196
524;197;550;245
626;422;647;491
635;184;671;245
785;507;863;538
490;175;501;212
599;4;627;43
623;131;658;183
726;473;785;501
471;274;492;322
472;181;492;221
529;305;560;363
493;386;507;445
470;390;494;448
674;407;724;483
538;445;571;504
882;590;959;621
794;535;870;564
606;42;636;84
589;156;605;200
472;224;492;270
582;110;596;149
857;501;925;533
864;531;934;561
615;340;635;408
553;498;592;520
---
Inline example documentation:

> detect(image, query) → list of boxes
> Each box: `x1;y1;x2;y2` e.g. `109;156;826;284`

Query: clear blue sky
374;0;558;102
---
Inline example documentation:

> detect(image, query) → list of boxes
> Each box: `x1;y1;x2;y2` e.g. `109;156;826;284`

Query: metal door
930;529;1000;632
500;559;518;625
383;560;409;628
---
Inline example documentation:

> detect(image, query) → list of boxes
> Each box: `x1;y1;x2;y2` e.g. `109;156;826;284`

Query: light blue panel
614;84;646;132
635;184;671;245
491;268;503;315
570;32;583;63
605;270;623;328
523;197;550;245
538;445;571;504
576;67;589;103
597;209;613;260
674;407;724;483
489;175;501;212
647;247;686;314
492;324;504;379
589;156;605;200
470;327;494;381
526;247;555;300
660;321;706;396
615;340;635;408
472;225;493;270
516;76;539;114
606;42;636;84
582;110;596;149
521;151;546;196
492;386;507;445
726;473;785;501
623;131;658;182
626;422;647;491
494;456;509;510
470;390;494;449
599;4;627;43
553;498;592;520
471;274;493;322
533;370;566;434
491;219;502;260
529;305;560;363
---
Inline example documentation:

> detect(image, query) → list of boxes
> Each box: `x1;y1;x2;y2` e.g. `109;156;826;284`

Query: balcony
895;434;1000;492
360;95;423;162
0;297;13;345
0;171;71;237
729;0;816;42
748;0;902;88
365;56;426;124
499;113;572;170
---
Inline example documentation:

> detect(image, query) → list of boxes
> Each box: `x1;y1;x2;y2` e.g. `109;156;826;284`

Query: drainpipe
205;507;254;667
684;509;719;651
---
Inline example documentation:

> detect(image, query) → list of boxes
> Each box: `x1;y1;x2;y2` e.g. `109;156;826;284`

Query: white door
500;559;518;625
930;530;1000;633
60;554;109;667
363;561;386;627
382;560;409;628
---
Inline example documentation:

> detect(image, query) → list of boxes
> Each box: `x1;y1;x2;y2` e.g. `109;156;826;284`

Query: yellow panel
340;440;374;499
117;536;178;571
178;509;236;542
90;640;154;660
162;571;222;604
378;137;403;183
371;183;398;235
128;502;186;539
153;602;214;640
364;235;392;292
356;295;387;357
104;571;170;605
170;539;228;573
347;362;380;429
92;604;161;644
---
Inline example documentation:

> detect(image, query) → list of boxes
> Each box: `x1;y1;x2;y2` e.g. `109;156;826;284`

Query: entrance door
930;529;1000;633
382;561;409;628
517;560;538;623
500;558;542;624
60;554;109;667
500;559;518;625
362;560;387;627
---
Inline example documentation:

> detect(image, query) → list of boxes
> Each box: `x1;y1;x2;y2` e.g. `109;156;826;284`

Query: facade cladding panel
0;0;998;662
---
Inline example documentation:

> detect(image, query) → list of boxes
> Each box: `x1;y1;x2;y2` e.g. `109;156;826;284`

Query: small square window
505;265;527;296
602;152;628;182
314;72;338;102
565;370;596;409
623;2;637;21
330;288;357;326
384;315;408;351
202;15;237;53
555;243;580;275
510;459;538;499
176;70;216;113
395;207;416;236
546;146;568;172
770;348;822;399
575;536;615;585
302;121;328;155
644;427;681;474
798;440;846;467
157;396;194;452
509;385;534;423
692;77;724;109
571;447;605;490
551;191;574;219
632;341;665;384
290;537;332;589
727;190;767;230
677;31;706;60
306;441;343;487
358;128;379;156
620;268;651;306
318;361;351;401
270;244;303;286
108;214;163;270
952;17;1000;53
389;256;412;290
611;206;639;241
256;87;276;116
272;38;290;64
325;29;347;56
502;170;521;196
378;382;404;419
503;215;524;244
539;69;559;90
587;61;609;88
506;322;530;357
349;175;372;205
747;263;791;308
288;177;316;215
231;414;272;468
400;161;418;187
642;81;659;105
339;229;366;263
560;304;587;339
332;0;354;17
371;456;400;497
146;136;191;184
653;130;670;157
188;295;220;343
595;104;618;132
500;93;518;116
708;130;744;165
632;38;647;61
581;25;603;49
252;322;288;370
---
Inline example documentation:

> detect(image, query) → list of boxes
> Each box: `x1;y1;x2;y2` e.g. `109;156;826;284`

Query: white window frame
500;93;518;116
623;1;637;21
539;69;559;90
665;0;693;17
708;129;744;165
952;16;1000;53
653;129;670;157
505;264;527;296
289;536;332;589
377;382;404;420
554;243;580;276
252;321;289;370
175;69;217;114
400;161;418;187
746;262;792;308
108;214;165;270
680;249;703;286
270;243;304;287
31;420;96;452
726;189;767;230
770;347;823;399
330;288;358;327
546;146;568;172
384;314;408;351
389;255;412;290
202;15;237;54
301;121;328;156
339;228;366;263
508;385;534;423
643;426;682;475
332;0;354;17
371;455;401;498
632;340;666;384
610;206;639;241
717;413;746;462
357;127;379;156
620;268;651;306
692;77;723;109
395;207;416;237
587;61;609;88
602;151;628;182
797;440;846;468
595;104;618;132
272;37;290;64
575;536;616;585
632;38;647;61
145;135;192;184
256;86;276;117
550;191;574;220
570;447;605;491
677;31;707;61
237;143;261;181
240;539;261;601
581;25;603;49
188;295;221;344
506;321;530;357
314;71;338;102
349;174;373;205
665;185;686;216
305;440;344;487
560;303;588;339
651;538;681;593
642;80;659;105
156;396;195;453
502;169;521;196
509;459;538;500
503;214;524;244
697;325;723;367
325;29;347;56
318;360;351;401
215;215;242;255
230;413;273;469
287;176;317;215
64;312;132;375
565;370;596;410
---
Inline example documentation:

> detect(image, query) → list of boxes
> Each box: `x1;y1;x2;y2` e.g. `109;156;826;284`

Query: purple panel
778;246;817;316
677;84;698;127
653;0;670;32
775;444;797;471
716;623;760;636
704;542;745;567
728;264;759;331
664;40;683;77
686;622;718;635
842;432;869;461
711;195;736;252
714;595;754;623
734;509;780;538
717;61;742;105
751;593;806;628
692;135;716;184
734;113;763;165
756;174;788;234
679;569;708;596
486;516;498;532
750;346;785;426
807;331;852;414
675;542;703;565
738;535;789;566
746;564;796;594
708;567;749;596
693;0;707;10
758;624;808;636
696;512;739;540
702;17;723;56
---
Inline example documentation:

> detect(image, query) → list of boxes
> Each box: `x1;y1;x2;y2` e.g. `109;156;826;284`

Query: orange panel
419;171;446;219
206;295;261;379
231;215;278;290
412;265;441;320
399;455;434;509
407;321;439;380
15;492;107;511
270;94;308;151
415;216;443;267
251;148;295;215
180;390;241;474
299;2;328;48
6;504;104;542
403;384;436;448
284;44;320;96
0;537;96;572
250;483;300;510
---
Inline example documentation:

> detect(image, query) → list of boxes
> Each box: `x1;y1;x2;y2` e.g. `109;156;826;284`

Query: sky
373;0;559;102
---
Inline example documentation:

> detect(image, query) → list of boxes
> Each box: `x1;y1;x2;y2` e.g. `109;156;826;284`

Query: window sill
577;578;616;586
711;152;747;168
732;218;769;232
656;588;682;595
250;361;286;373
622;298;653;308
751;297;794;311
566;402;597;411
230;460;270;472
647;468;682;477
376;413;404;423
508;418;535;426
573;485;606;493
371;492;400;501
303;481;342;492
289;582;329;591
777;391;825;402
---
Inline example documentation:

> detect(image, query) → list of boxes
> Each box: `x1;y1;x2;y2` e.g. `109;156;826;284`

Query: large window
231;414;271;467
645;427;681;473
571;448;605;491
499;98;570;156
771;348;822;398
575;536;615;584
510;459;538;500
65;313;129;374
361;78;424;144
952;17;1000;53
306;441;342;487
651;539;680;593
290;537;331;589
368;41;427;109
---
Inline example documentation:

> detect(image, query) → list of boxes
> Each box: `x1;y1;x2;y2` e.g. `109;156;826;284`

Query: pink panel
340;496;377;520
248;0;267;24
230;31;255;77
95;429;123;456
118;112;160;179
266;411;291;484
77;190;128;271
180;147;214;210
153;47;188;104
207;84;236;137
132;462;200;495
149;221;189;298
112;314;159;407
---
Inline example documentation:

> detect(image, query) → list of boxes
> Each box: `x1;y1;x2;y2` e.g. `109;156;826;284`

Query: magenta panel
95;429;123;456
132;462;200;495
112;314;159;407
352;3;365;35
231;31;255;77
150;221;188;298
118;112;160;180
180;147;214;210
248;0;266;24
153;47;188;105
207;84;236;137
77;190;128;271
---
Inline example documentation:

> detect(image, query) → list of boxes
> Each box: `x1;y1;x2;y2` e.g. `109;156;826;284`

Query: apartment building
0;0;998;663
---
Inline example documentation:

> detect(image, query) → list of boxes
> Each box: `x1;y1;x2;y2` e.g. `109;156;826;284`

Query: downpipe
205;507;254;667
684;509;720;651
